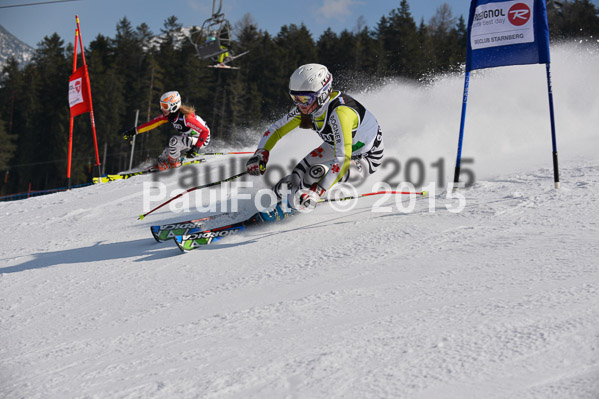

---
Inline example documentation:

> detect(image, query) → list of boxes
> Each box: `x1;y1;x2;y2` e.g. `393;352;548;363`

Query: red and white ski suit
136;111;211;160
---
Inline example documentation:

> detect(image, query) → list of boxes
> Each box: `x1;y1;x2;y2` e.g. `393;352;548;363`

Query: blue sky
2;0;598;49
1;0;475;48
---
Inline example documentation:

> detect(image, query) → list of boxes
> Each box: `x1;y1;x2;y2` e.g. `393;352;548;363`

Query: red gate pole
75;15;102;181
67;27;79;190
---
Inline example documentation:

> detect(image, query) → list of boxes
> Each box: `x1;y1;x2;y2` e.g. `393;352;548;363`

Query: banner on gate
68;66;91;117
466;0;550;71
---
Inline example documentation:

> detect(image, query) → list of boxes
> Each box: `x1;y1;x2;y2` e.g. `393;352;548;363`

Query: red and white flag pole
67;15;101;188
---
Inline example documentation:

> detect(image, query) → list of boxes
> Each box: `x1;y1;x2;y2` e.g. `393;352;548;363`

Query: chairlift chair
188;0;233;60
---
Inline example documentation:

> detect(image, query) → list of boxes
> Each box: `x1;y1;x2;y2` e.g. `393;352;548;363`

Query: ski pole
322;190;428;203
138;171;248;220
198;151;253;155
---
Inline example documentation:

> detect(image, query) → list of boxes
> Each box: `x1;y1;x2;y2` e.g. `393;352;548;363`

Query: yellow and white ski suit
257;91;384;195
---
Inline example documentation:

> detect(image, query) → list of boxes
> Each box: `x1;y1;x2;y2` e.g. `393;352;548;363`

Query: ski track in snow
1;44;599;398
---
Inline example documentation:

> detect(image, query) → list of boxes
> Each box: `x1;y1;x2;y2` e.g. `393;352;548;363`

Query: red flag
68;66;91;117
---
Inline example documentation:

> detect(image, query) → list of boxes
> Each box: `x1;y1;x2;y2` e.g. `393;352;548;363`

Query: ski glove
297;183;326;211
186;147;201;159
246;149;269;176
122;127;137;141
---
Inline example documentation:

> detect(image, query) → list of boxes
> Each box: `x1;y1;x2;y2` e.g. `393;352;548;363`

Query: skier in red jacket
122;91;211;171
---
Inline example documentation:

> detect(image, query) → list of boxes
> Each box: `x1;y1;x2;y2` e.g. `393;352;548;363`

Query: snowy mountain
144;26;203;52
1;44;599;398
0;24;34;69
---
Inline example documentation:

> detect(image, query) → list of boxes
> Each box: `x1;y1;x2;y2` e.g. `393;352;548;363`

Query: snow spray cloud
237;44;599;193
142;44;598;214
357;43;599;184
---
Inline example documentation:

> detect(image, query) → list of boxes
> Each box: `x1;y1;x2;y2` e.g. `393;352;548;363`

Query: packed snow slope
1;44;599;398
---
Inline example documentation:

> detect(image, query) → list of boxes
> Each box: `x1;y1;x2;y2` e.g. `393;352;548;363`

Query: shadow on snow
0;239;179;274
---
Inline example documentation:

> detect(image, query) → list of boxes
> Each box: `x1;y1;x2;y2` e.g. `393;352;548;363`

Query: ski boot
155;156;182;171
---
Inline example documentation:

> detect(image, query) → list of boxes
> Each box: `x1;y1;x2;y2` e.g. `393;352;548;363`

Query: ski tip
138;214;145;220
150;226;161;243
422;191;428;197
174;238;188;254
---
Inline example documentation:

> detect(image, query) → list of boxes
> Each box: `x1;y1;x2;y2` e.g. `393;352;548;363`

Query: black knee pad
273;175;292;200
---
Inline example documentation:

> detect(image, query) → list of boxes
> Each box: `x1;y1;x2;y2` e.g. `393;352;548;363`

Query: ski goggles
289;91;318;106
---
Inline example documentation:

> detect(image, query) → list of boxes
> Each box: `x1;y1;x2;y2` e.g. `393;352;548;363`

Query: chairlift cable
0;0;80;9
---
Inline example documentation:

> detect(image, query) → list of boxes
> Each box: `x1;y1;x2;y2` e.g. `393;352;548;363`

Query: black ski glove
122;127;137;141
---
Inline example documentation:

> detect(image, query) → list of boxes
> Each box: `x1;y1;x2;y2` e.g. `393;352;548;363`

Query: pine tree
0;119;16;171
352;18;379;81
428;3;461;73
0;58;23;140
0;117;16;195
385;0;422;78
87;33;127;175
275;24;318;75
548;0;599;39
31;34;70;189
374;16;390;76
0;58;31;193
416;19;436;76
232;13;264;130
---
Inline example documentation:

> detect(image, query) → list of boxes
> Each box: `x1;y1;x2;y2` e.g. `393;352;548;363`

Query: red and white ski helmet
160;91;181;113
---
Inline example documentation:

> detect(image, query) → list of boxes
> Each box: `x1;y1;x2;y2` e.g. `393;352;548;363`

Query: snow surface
1;44;599;398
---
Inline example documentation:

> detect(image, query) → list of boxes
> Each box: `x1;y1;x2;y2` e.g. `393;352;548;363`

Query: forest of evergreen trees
0;0;598;196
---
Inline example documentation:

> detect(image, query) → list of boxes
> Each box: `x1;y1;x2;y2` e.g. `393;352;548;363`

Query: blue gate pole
453;71;470;188
545;63;560;189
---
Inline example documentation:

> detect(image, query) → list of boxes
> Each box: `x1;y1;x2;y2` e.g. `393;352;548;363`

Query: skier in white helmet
122;91;211;171
246;63;384;210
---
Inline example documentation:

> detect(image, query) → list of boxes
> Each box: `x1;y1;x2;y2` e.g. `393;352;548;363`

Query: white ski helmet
160;91;181;113
289;64;332;114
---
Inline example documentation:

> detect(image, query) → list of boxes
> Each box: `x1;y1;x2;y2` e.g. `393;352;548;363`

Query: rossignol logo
508;3;531;26
68;77;84;107
473;2;530;26
474;8;506;21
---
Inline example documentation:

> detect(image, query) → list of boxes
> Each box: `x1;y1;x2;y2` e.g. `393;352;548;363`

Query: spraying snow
361;43;599;183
